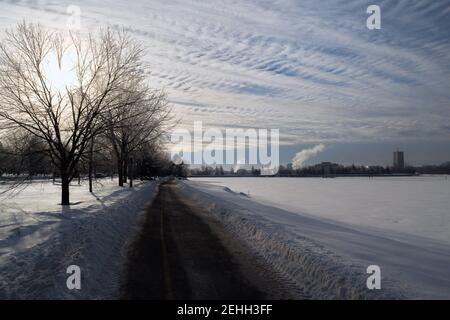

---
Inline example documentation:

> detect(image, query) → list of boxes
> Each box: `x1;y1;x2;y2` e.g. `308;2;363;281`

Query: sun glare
42;49;77;92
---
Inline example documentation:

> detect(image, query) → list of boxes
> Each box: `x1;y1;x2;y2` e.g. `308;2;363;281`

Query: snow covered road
122;180;295;299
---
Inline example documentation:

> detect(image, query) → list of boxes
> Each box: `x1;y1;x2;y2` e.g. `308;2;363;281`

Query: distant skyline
1;0;450;164
280;141;450;167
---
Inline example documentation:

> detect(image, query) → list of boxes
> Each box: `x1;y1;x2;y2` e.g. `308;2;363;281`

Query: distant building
314;162;340;176
393;149;405;169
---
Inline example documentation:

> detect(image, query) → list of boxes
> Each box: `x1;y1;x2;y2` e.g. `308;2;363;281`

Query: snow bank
180;179;450;299
178;181;405;299
0;179;159;299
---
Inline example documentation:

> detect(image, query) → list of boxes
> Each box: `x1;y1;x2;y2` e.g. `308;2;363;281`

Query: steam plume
292;144;325;169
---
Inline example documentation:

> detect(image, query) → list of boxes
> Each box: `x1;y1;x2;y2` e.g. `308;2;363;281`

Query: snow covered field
192;176;450;243
0;178;159;299
183;176;450;299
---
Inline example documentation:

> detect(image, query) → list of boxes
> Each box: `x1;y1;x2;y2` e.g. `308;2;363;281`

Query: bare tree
0;23;146;205
0;130;51;177
104;81;172;187
133;140;173;179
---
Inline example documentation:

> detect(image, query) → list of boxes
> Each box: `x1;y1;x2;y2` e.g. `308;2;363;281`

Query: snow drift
181;178;450;299
0;179;159;299
178;181;405;299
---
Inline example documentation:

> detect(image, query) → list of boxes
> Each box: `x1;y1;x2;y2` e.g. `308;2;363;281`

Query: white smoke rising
292;144;325;169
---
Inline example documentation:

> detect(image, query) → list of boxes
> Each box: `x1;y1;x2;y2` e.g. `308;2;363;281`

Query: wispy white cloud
1;0;450;145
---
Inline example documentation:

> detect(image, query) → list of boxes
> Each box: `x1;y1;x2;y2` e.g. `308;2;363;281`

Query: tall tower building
393;149;405;169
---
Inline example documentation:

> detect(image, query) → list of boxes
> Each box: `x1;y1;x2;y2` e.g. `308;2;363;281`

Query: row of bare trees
0;23;173;205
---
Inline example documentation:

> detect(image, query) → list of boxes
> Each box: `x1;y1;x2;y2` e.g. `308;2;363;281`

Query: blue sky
1;0;450;165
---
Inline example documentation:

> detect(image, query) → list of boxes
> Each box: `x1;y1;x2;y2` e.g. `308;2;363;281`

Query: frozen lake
191;176;450;244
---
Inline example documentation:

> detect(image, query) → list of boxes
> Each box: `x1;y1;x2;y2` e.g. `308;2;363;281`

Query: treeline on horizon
0;140;183;180
187;162;450;177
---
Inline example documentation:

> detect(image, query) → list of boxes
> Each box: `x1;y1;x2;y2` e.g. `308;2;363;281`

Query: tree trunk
88;161;93;193
118;159;124;187
129;157;133;188
61;173;70;205
89;139;94;193
123;157;128;184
